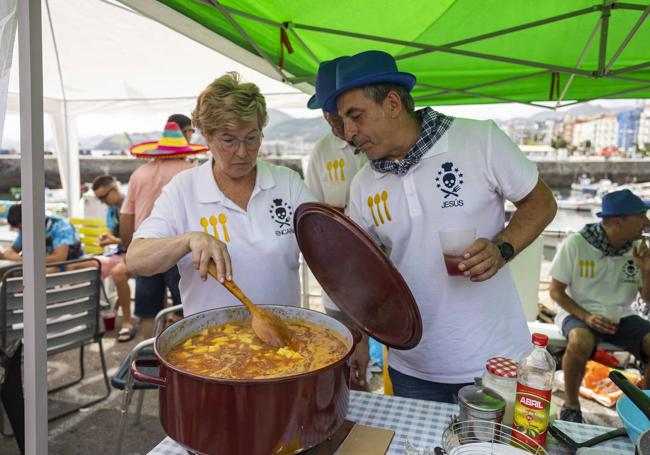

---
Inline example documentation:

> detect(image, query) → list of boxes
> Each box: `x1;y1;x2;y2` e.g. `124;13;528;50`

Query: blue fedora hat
596;189;650;217
323;50;416;113
307;56;348;111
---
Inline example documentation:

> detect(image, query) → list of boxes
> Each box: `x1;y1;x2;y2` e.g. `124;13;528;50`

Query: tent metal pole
286;23;320;65
413;81;552;108
604;74;650;84
420;71;549;99
18;0;48;454
290;70;549;95
609;60;650;75
556;18;602;108
597;1;613;76
206;0;289;82
566;82;650;105
292;22;595;78
396;5;602;61
614;2;650;11
605;3;650;73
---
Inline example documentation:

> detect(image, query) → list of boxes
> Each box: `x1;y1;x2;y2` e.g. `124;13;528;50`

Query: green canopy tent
122;0;650;110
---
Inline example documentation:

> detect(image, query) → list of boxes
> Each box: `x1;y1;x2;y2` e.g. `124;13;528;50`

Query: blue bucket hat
307;56;348;111
323;50;416;113
596;189;650;217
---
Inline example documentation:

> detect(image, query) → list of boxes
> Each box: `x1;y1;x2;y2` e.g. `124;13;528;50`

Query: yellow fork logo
326;159;346;182
367;190;392;227
579;259;595;278
199;214;231;243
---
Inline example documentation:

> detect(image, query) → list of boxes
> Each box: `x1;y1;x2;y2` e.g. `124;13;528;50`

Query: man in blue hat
550;189;650;423
305;58;370;389
327;50;558;403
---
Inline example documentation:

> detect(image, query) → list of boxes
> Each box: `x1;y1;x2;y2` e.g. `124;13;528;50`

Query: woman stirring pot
126;72;315;316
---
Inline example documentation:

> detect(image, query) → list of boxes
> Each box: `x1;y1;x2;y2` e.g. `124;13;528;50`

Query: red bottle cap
532;333;549;347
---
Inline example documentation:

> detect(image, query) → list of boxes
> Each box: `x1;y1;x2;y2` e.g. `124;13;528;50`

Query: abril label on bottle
512;383;552;449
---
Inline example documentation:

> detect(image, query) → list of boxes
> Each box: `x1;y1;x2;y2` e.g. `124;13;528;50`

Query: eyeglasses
95;186;115;202
216;132;263;151
183;127;196;135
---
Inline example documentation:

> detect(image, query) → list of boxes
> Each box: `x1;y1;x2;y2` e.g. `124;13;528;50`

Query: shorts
134;265;182;318
562;314;650;361
95;253;125;280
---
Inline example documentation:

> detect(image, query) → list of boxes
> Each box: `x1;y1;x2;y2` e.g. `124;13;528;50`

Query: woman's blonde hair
193;72;268;139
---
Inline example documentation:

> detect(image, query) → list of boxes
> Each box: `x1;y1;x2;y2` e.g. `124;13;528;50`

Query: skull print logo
436;162;465;208
622;259;640;282
436;162;464;198
269;198;293;228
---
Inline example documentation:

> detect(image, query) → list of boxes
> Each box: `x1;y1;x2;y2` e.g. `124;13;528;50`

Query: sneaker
559;405;584;423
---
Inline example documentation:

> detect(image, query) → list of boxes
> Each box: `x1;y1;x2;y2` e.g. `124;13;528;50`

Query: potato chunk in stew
166;318;349;379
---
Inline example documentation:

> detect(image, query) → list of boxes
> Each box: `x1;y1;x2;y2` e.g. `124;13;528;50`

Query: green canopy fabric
147;0;650;108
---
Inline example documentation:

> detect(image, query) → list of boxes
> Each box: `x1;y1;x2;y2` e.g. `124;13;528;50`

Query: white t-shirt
305;131;368;311
349;118;538;383
134;159;315;316
550;232;640;329
305;132;368;209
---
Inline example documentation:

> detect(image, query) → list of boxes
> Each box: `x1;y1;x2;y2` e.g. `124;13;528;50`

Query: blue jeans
388;367;472;404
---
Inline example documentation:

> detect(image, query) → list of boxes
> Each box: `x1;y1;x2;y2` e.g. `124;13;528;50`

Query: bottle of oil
511;333;555;451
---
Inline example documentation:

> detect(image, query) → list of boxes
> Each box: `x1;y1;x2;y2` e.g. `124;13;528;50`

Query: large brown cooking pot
131;304;360;455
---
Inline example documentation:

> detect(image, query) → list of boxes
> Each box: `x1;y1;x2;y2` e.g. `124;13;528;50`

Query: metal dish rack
442;419;548;454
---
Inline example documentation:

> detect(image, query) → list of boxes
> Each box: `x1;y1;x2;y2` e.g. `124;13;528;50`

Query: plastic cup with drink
438;227;477;276
101;309;116;332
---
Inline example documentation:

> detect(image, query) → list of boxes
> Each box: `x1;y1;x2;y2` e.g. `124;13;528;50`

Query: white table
148;391;634;454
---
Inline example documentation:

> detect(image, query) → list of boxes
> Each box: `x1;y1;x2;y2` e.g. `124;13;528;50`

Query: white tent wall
0;0;17;144
50;104;80;216
5;0;309;215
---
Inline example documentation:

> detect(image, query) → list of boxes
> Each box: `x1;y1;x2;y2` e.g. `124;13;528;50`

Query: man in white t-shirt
305;58;370;388
323;50;557;403
550;189;650;423
306;57;367;211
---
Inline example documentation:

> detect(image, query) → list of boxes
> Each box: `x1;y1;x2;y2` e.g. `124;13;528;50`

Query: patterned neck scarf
580;222;633;256
370;107;454;175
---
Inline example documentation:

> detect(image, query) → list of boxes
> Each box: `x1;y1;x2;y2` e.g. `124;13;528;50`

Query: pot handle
131;358;166;388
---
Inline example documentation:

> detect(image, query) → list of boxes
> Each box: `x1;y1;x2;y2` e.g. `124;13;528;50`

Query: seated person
91;175;135;342
0;203;84;266
550;189;650;423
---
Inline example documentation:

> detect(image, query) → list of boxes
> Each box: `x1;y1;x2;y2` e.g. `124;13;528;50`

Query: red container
132;305;359;455
132;202;423;455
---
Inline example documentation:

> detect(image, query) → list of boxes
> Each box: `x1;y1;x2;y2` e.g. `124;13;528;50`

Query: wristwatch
493;239;515;263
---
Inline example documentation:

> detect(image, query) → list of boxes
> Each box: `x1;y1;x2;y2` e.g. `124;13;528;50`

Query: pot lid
458;384;506;412
294;202;422;349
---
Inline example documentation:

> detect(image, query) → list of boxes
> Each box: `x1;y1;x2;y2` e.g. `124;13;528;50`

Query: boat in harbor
571;174;615;195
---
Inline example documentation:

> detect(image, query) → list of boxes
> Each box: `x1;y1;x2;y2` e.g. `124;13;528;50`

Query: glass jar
482;357;518;427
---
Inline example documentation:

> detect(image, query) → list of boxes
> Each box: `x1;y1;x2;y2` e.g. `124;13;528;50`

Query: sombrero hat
130;122;208;159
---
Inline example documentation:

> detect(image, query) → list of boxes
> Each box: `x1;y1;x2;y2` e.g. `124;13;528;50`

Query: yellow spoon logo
199;214;231;243
368;190;392;227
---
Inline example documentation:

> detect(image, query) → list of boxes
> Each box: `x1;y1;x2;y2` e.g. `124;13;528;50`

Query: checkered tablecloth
148;391;635;454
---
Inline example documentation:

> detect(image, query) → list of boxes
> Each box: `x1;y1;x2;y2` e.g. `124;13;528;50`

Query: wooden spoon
207;261;291;348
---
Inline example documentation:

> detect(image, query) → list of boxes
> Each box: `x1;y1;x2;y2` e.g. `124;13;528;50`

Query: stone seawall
0;156;648;192
535;159;650;188
0;155;305;192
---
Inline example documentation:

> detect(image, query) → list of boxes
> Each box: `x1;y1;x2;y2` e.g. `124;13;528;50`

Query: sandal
117;326;136;343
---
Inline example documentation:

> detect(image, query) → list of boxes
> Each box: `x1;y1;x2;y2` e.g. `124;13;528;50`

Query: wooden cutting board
305;420;394;455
